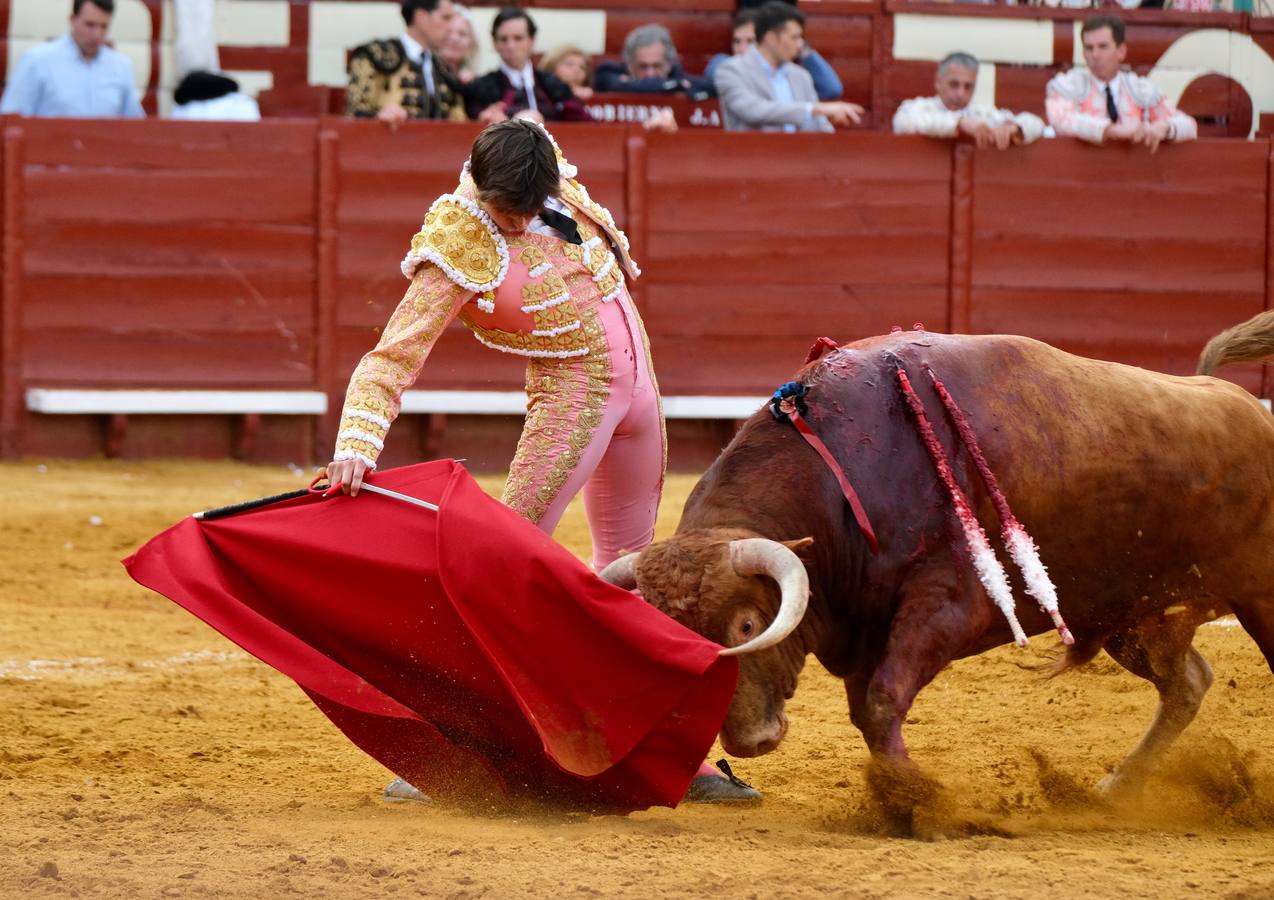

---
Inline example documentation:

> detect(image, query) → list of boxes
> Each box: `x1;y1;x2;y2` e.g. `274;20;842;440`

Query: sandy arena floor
2;459;1274;899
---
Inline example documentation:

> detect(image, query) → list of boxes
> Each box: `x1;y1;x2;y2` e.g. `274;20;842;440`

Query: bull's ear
783;537;814;556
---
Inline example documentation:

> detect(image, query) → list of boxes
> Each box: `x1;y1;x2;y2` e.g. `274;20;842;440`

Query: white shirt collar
499;61;534;88
526;196;574;239
748;46;782;77
60;32;100;63
1092;70;1122;92
498;61;538;112
401;32;429;66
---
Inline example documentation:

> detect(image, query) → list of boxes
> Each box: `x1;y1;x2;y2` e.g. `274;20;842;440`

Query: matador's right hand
323;458;371;496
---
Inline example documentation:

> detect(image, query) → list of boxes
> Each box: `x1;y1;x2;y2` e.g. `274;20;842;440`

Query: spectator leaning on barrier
714;1;861;133
465;8;591;124
0;0;144;118
892;52;1043;149
705;8;843;102
593;24;714;99
346;0;467;126
542;44;594;102
1046;15;1196;152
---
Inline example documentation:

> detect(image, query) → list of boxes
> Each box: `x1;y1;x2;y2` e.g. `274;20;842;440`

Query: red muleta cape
123;460;737;812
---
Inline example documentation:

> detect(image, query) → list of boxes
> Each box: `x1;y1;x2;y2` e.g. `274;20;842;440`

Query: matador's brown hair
469;120;560;217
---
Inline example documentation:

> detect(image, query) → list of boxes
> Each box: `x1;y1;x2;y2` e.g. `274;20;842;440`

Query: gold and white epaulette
1122;71;1162;109
401;194;510;292
1046;68;1092;102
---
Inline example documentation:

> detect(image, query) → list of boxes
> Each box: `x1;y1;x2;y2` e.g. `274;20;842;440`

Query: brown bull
603;312;1274;798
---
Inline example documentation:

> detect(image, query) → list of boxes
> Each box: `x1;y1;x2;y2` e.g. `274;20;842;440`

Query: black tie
539;207;582;245
1105;84;1119;123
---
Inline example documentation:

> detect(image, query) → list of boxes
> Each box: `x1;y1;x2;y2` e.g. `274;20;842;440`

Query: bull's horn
598;552;640;589
720;539;809;657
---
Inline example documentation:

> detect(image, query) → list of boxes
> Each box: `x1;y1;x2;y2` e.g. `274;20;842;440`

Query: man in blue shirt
1;0;145;118
705;8;844;103
715;1;861;132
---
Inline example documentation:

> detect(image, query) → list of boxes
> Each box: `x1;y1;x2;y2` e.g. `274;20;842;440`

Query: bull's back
905;333;1274;498
832;332;1274;613
838;331;1274;481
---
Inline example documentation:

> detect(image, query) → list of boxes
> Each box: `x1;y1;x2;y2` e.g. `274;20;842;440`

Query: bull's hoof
1096;769;1145;800
864;758;949;837
384;777;432;804
684;760;762;804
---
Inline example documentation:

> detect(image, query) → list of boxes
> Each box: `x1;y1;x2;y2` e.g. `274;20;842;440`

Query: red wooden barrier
585;93;721;128
967;139;1269;391
3;119;1271;465
16;120;319;390
1;120;19;457
640;130;953;396
12;119;321;457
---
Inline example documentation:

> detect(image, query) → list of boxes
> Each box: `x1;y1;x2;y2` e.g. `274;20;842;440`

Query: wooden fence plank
7;119;1273;462
0;121;20;457
949;143;973;333
317;124;342;455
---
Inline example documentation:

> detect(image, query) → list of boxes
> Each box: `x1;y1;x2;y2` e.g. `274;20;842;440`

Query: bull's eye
741;620;754;636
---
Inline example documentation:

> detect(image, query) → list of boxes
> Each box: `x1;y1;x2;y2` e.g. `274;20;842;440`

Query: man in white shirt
1046;15;1196;152
463;7;590;124
0;0;144;119
892;52;1044;149
714;1;862;133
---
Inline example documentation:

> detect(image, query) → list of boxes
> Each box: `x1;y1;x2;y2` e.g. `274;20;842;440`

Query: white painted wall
174;0;219;75
894;14;1054;66
1151;30;1274;138
307;1;403;87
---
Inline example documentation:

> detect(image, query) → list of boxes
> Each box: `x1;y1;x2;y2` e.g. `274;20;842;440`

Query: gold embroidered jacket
333;162;640;468
346;38;466;121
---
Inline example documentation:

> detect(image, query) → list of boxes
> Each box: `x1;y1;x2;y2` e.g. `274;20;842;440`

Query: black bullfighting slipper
383;777;432;804
684;759;762;804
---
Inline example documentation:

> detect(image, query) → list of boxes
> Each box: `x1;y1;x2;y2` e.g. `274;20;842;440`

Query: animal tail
1197;309;1274;375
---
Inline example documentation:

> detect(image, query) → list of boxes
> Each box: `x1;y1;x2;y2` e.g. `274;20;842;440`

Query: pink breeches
501;295;665;570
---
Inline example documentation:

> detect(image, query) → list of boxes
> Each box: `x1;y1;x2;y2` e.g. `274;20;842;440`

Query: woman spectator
440;5;479;85
541;40;676;133
542;44;594;101
464;7;591;123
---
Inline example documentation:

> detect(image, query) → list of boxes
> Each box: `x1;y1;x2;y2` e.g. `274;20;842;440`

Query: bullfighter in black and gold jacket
346;0;467;123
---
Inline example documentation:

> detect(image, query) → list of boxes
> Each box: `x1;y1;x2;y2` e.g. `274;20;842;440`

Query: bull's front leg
843;572;992;834
846;571;989;763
